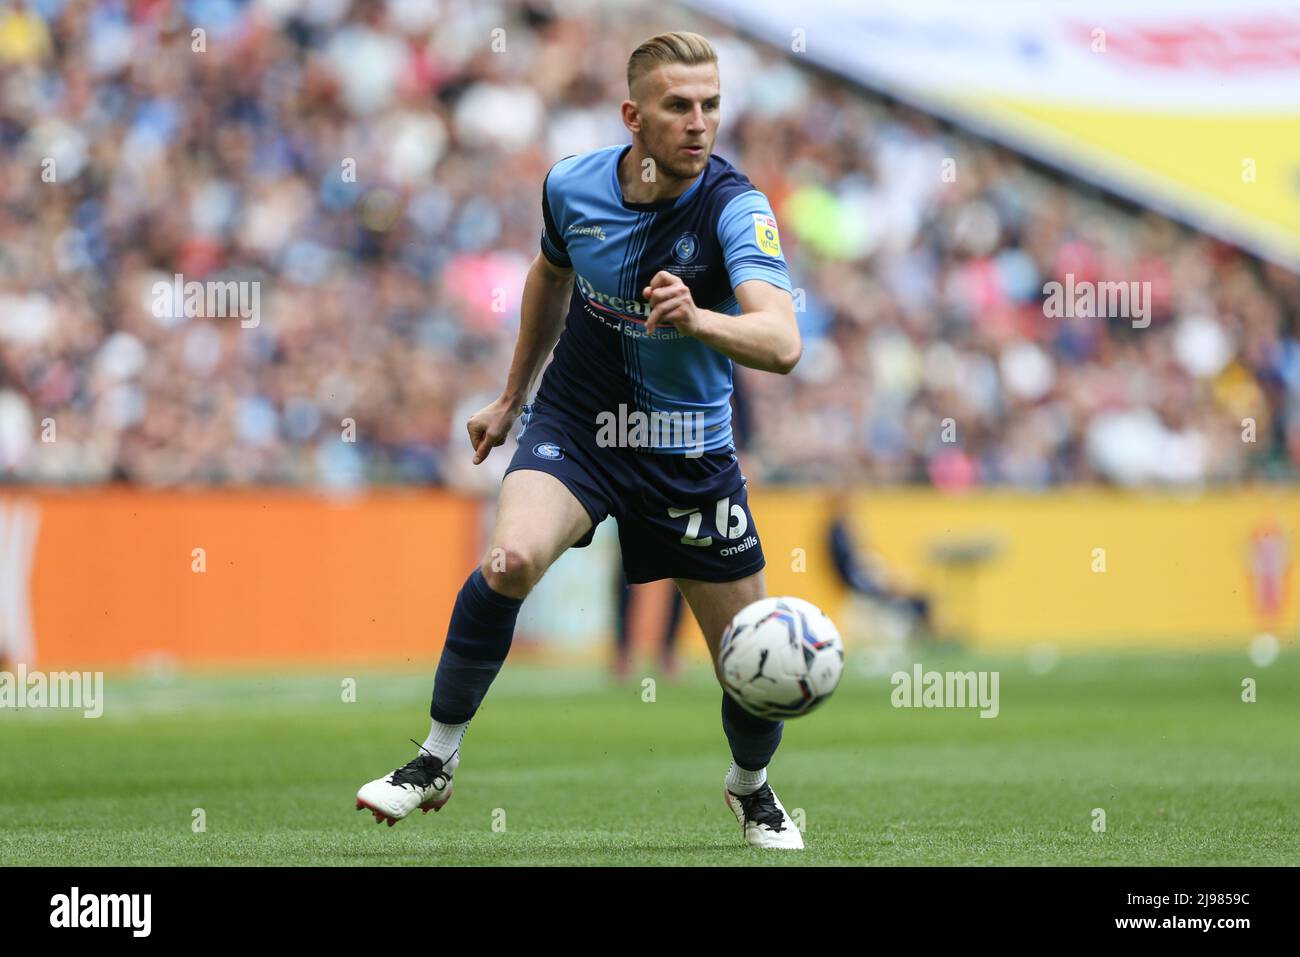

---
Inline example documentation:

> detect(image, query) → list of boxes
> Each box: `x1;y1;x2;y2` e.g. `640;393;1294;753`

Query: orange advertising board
1;489;479;670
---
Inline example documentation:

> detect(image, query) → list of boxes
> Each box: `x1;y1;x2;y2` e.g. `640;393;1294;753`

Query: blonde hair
627;31;717;97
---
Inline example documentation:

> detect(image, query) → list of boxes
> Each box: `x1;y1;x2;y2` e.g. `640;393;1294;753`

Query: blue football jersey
534;144;791;455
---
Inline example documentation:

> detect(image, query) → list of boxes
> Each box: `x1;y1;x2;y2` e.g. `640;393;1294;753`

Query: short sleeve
717;191;791;293
539;166;571;268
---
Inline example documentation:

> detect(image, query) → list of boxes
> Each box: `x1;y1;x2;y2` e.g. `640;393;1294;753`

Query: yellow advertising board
752;487;1299;650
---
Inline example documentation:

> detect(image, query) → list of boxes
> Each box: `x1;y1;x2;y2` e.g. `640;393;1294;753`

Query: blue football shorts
502;399;766;585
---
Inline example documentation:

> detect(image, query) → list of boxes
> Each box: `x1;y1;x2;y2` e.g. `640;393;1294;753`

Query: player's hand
467;396;521;465
643;271;700;336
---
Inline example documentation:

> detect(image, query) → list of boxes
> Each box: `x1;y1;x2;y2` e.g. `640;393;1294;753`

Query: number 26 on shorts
667;497;748;547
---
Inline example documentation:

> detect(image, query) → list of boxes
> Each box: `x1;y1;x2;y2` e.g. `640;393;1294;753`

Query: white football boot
724;773;804;849
356;745;454;826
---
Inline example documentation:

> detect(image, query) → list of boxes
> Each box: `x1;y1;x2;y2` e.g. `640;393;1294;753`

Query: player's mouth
681;145;706;156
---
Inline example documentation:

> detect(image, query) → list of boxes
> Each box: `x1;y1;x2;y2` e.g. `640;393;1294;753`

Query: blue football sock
429;569;523;725
721;692;784;772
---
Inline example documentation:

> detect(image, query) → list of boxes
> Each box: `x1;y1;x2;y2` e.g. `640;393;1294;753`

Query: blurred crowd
1;0;1297;489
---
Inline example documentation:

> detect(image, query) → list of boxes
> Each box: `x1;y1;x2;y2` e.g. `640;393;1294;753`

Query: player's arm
644;190;801;374
504;252;573;407
468;163;576;464
643;273;801;375
467;252;573;463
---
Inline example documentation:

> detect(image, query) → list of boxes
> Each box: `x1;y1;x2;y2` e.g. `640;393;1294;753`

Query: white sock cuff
726;762;767;795
422;720;468;770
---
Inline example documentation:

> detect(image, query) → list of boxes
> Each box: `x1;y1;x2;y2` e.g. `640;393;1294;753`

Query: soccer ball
719;596;844;719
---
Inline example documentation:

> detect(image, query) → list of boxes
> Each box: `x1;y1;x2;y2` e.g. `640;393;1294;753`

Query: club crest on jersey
533;442;565;461
672;233;699;264
752;213;781;257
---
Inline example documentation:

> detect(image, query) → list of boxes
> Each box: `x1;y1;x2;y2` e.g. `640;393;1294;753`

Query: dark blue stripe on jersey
618;323;635;412
621;312;653;415
632;214;658;414
618;214;639;304
617;215;637;306
621;213;655;413
622;213;652;302
631;332;652;414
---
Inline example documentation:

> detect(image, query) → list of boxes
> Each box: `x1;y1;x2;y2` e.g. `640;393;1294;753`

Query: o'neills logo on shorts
720;535;758;557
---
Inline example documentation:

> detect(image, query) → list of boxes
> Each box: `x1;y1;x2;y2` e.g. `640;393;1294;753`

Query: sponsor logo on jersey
566;223;607;241
752;213;781;257
574;272;680;340
672;232;699;264
533;442;565;461
575;272;648;320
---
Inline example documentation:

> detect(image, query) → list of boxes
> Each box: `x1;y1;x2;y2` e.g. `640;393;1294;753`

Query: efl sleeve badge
751;213;782;257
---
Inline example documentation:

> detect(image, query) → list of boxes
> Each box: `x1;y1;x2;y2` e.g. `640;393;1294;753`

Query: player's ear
620;99;640;134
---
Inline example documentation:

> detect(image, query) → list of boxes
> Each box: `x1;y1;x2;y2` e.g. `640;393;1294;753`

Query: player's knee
480;546;545;598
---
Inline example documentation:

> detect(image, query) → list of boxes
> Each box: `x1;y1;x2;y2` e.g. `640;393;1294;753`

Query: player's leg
676;571;787;789
615;443;800;847
356;468;594;825
673;570;766;676
674;571;802;849
424;467;592;747
613;567;633;679
660;584;685;678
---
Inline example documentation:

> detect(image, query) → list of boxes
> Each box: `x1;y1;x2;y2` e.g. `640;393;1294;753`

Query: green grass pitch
1;651;1296;866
